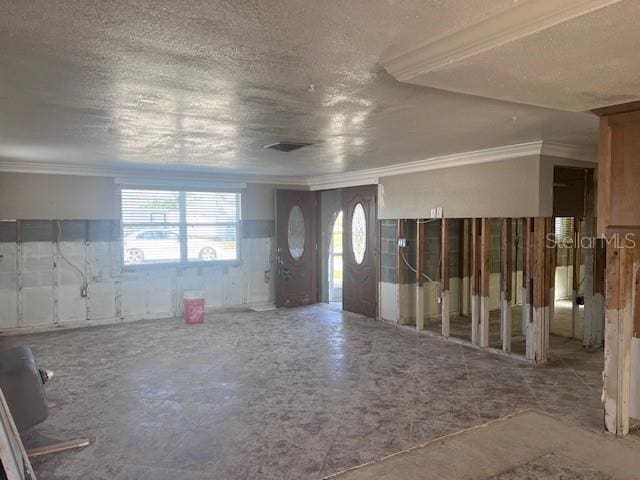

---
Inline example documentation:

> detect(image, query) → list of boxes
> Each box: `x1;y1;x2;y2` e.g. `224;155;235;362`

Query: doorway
328;211;343;306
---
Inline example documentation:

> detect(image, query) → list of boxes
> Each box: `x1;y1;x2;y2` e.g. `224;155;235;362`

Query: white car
123;229;221;264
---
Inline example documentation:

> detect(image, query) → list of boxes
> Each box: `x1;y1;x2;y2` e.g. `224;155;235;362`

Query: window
121;188;241;266
554;217;575;243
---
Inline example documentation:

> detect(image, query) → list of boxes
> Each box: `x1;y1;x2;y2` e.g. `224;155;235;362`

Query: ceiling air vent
263;141;311;152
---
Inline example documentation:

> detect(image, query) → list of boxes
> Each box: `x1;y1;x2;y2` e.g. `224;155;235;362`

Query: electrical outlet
430;207;437;218
436;207;443;218
398;238;407;248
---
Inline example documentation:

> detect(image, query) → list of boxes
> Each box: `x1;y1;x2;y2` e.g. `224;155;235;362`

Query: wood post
584;169;603;348
591;238;606;347
603;240;640;435
471;219;481;345
416;220;425;331
441;219;450;337
571;216;581;338
461;219;471;316
526;218;551;364
479;218;491;348
501;219;513;353
522;218;530;336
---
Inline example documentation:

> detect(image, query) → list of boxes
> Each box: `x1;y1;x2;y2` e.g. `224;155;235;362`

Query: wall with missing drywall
0;172;283;333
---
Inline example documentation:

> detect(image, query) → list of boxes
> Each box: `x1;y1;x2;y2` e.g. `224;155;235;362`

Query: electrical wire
400;249;441;287
56;220;88;291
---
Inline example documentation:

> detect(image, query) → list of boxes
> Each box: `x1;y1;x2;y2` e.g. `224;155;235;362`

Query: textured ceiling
0;1;598;177
382;0;640;112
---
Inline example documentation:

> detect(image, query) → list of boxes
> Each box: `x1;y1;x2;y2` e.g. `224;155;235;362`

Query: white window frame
119;186;243;268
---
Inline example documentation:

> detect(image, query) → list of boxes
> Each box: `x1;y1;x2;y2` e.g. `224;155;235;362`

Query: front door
342;185;377;317
275;189;318;307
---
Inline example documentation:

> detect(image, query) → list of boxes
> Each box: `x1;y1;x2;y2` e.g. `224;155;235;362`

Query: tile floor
0;305;604;479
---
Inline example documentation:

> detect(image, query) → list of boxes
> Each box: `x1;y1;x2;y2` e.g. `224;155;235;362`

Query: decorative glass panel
288;205;305;260
351;203;367;264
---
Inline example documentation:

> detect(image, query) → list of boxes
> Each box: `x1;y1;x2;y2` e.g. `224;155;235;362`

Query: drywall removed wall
0;220;274;333
0;172;287;332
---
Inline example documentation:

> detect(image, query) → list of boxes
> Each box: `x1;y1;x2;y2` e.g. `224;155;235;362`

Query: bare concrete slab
327;410;640;480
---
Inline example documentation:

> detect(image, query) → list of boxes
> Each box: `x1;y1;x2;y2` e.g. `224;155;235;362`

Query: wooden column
522;218;530;336
525;218;551;364
603;241;640;435
583;169;602;348
571;216;581;338
593;101;640;435
460;219;471;316
441;219;450;337
592;238;606;347
471;219;481;345
546;217;556;356
479;218;491;348
501;219;513;352
416;220;425;331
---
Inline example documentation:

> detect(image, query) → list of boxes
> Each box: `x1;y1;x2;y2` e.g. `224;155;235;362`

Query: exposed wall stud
471;219;480;345
526;217;550;364
479;218;491;348
501;218;513;353
571;216;581;338
441;219;450;337
461;219;471;316
416;219;425;331
522;218;530;336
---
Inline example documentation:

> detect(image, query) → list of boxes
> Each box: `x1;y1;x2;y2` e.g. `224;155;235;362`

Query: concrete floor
331;410;640;480
0;305;603;479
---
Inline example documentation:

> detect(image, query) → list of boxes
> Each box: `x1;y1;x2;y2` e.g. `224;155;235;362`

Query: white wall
378;155;542;219
0;173;119;219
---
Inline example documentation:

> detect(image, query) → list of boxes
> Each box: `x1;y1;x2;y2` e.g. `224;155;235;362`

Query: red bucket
183;291;205;325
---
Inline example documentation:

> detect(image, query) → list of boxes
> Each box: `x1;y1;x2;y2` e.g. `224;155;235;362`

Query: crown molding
306;141;544;189
541;142;598;163
0;141;595;191
0;160;307;187
383;0;621;82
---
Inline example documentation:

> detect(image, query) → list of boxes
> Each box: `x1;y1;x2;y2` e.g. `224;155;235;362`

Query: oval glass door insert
288;205;305;260
351;203;367;264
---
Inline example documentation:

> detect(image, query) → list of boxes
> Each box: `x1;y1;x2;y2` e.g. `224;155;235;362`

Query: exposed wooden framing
583;169;602;348
595;102;640;436
461;219;471;316
398;219;407;285
501;218;513;353
592;238;606;346
521;218;530;336
471;219;481;345
416;220;425;331
526;218;550;364
546;218;556;355
441;219;450;337
571;216;581;338
603;241;640;435
479;218;491;348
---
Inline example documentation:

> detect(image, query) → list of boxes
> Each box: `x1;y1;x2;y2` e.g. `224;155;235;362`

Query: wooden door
342;185;377;317
275;190;318;307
